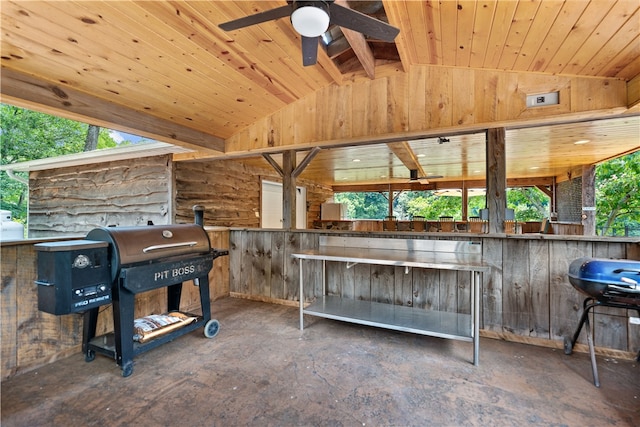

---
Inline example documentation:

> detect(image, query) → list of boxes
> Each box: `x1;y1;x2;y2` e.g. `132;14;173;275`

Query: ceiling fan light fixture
291;3;330;38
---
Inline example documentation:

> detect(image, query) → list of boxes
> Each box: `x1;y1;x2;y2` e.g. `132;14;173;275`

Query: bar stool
383;216;397;231
412;215;426;231
438;216;455;232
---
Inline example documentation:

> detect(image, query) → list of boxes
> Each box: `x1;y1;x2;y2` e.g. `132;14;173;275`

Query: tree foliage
1;105;120;222
596;151;640;236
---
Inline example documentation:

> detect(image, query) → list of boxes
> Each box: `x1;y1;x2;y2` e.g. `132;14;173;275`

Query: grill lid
86;224;211;279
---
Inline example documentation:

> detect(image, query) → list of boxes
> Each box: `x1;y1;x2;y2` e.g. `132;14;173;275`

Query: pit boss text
154;264;196;281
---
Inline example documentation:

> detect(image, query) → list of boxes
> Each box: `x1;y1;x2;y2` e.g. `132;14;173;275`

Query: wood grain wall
174;159;333;228
229;229;640;357
0;228;228;379
28;155;173;237
225;66;628;153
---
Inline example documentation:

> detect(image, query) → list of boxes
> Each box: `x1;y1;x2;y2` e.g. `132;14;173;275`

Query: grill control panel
35;240;112;315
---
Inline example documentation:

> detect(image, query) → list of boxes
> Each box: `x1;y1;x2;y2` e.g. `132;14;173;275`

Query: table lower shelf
303;296;473;342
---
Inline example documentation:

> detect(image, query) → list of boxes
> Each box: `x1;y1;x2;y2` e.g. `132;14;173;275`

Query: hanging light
291;2;330;38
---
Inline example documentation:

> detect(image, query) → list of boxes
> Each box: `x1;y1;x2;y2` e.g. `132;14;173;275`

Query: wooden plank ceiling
1;0;639;190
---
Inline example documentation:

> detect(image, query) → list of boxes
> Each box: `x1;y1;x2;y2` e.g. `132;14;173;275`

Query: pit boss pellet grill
35;222;228;377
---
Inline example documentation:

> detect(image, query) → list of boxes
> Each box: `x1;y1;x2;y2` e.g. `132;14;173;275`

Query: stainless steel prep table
292;237;491;365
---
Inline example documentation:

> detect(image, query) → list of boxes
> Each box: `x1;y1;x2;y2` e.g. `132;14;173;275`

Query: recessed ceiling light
352;159;361;162
530;166;540;170
574;139;590;145
380;175;387;178
417;154;426;158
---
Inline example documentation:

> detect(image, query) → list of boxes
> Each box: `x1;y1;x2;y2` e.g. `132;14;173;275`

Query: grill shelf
564;257;640;387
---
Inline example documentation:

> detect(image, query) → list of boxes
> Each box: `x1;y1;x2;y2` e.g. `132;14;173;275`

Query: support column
282;150;296;229
582;165;596;236
486;128;507;233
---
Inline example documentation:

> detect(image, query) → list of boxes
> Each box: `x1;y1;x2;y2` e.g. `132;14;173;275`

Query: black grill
564;257;640;387
36;219;228;377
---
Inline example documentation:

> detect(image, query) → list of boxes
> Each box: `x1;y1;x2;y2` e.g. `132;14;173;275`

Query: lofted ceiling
1;0;639;190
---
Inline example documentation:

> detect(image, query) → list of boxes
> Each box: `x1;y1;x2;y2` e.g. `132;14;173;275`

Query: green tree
0;105;120;223
335;192;389;219
596;151;640;236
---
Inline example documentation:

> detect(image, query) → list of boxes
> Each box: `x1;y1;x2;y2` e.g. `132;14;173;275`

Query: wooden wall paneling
15;244;46;366
386;75;409;133
304;232;322;301
412;268;439;311
1;246;18;378
393;266;413;306
548;239;592;341
502;239;531;335
350;81;371;137
354;263;372;302
438;270;458;313
339;262;356;300
482;238;503;331
282;231;297;302
408;66;428;131
452;67;475;126
427;66;453;128
326;261;341;296
456;270;472;316
529;239;550;338
370;264;395;304
269;231;286;301
370;78;392;135
250;231;272;298
320;84;351;141
229;230;245;294
207;229;231;301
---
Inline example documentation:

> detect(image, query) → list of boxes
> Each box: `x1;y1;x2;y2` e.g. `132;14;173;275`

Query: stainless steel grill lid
86;224;211;280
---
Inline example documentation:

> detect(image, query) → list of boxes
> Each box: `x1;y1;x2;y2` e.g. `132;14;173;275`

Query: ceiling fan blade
219;5;291;31
301;36;319;66
329;4;399;42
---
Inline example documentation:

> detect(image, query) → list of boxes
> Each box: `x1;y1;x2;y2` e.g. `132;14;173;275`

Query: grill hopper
86;224;211;282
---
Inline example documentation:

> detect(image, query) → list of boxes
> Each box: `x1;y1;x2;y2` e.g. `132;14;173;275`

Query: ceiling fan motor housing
291;1;331;37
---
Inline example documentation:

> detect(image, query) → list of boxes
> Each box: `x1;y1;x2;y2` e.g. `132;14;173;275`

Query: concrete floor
2;297;639;426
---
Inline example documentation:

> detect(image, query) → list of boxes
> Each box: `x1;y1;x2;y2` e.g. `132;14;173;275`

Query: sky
108;130;151;145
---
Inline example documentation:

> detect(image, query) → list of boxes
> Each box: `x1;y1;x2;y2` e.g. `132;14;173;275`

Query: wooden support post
582;165;596;236
486;128;507;233
282;151;296;229
462;182;468;220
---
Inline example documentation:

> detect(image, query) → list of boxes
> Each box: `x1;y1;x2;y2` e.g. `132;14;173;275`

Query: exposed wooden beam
292;147;321;178
262;154;284;177
335;0;376;79
282;151;296;229
0;68;225;152
386;141;425;176
628;74;640;108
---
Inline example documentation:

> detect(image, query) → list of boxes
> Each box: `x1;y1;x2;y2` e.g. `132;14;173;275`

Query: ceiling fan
218;1;400;66
409;169;443;184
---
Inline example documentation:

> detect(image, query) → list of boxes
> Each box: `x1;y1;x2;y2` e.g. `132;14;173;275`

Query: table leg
473;271;480;366
299;259;304;331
